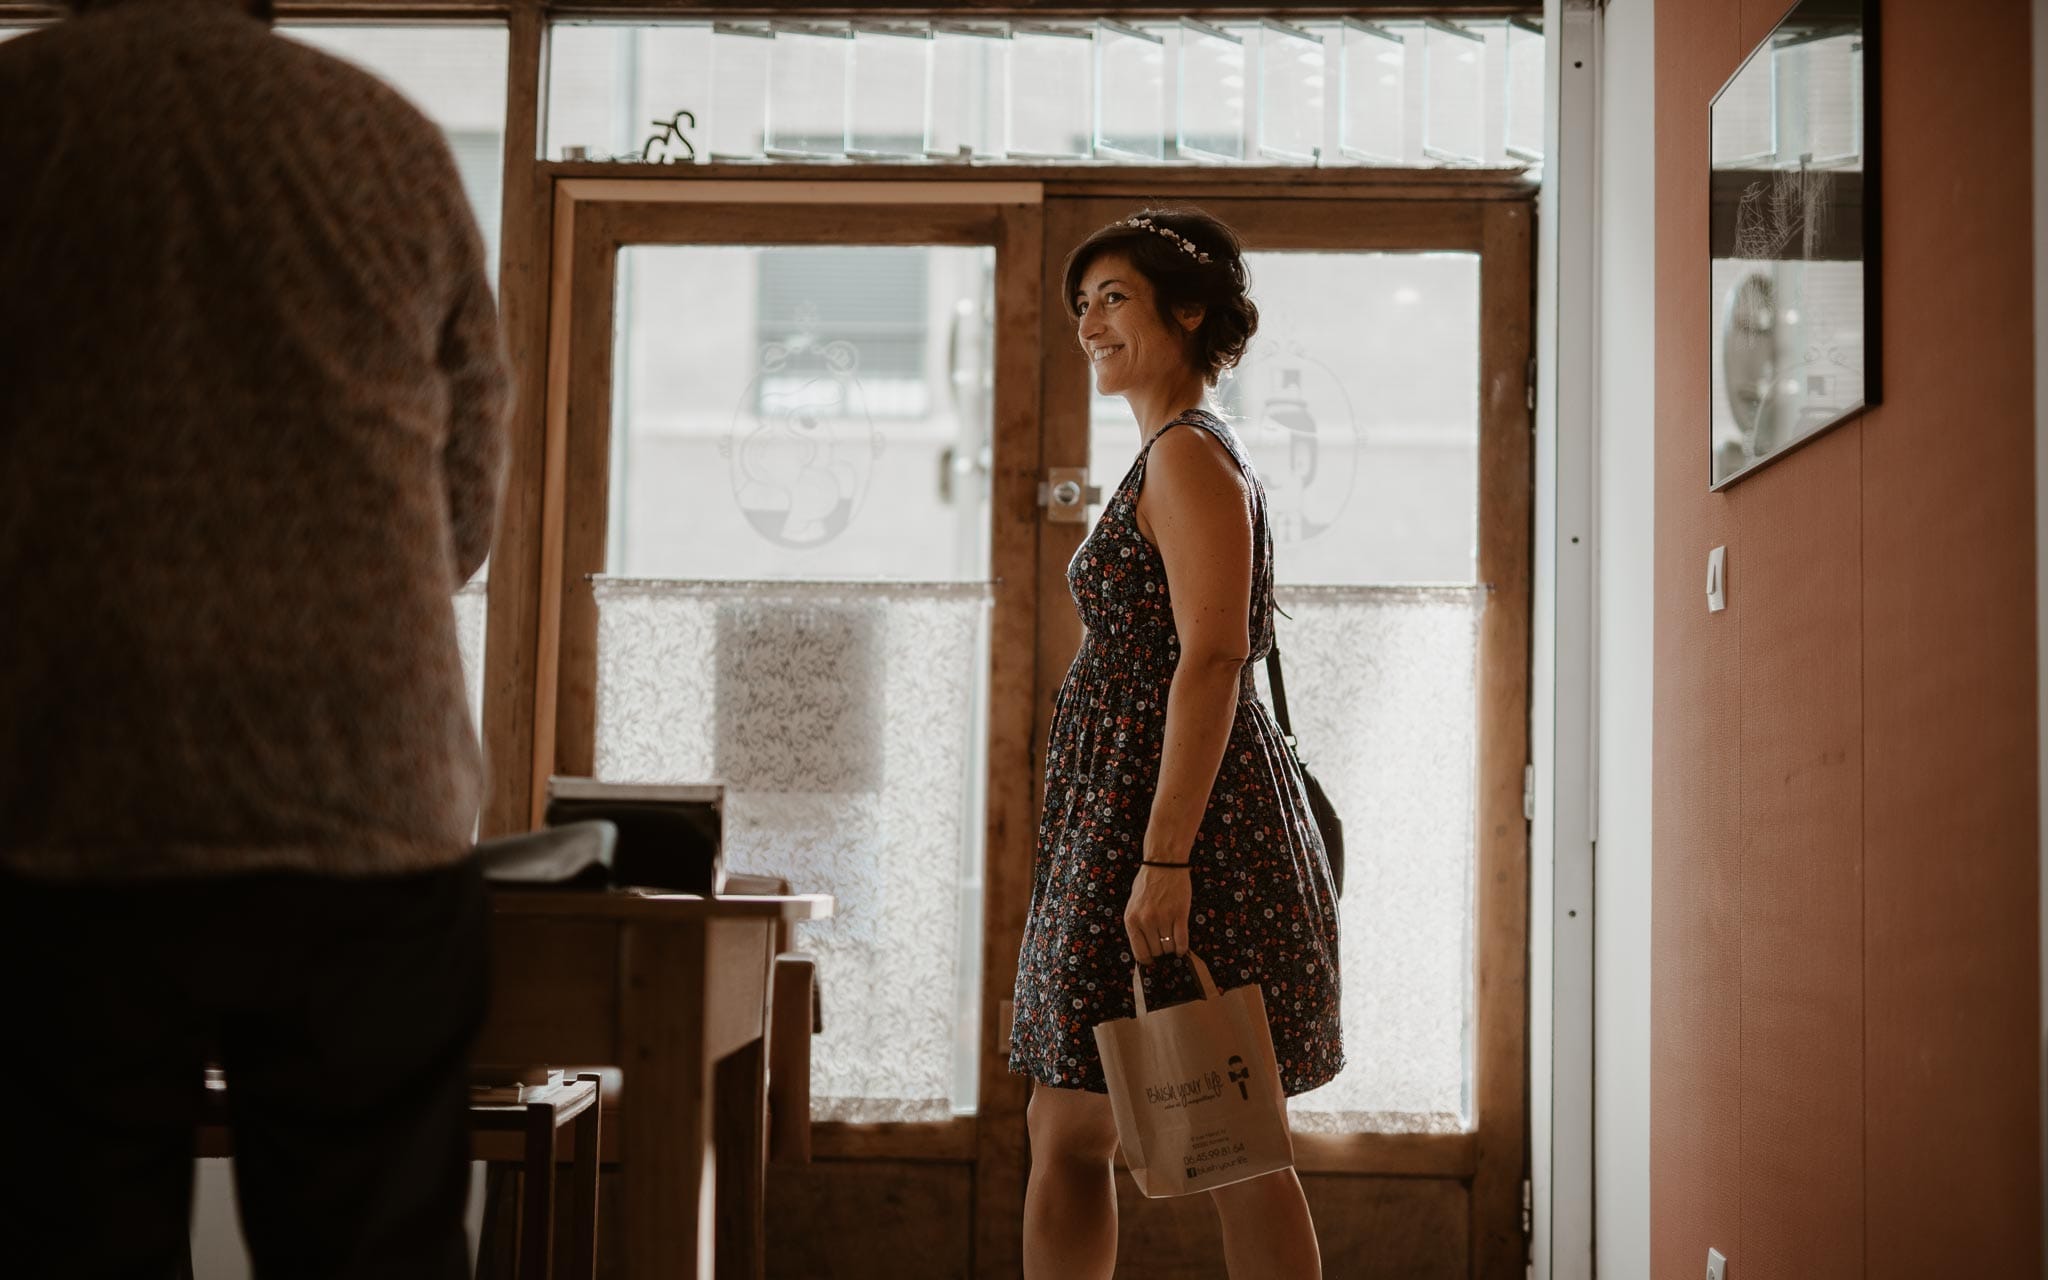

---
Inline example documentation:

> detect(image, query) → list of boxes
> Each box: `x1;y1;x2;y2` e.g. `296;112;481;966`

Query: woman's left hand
1125;865;1194;967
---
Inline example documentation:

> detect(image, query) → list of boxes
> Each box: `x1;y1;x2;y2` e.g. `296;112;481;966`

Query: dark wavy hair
1062;207;1258;388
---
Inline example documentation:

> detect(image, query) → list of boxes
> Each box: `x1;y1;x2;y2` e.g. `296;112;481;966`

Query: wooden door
522;178;1049;1278
495;170;1529;1279
1027;191;1532;1279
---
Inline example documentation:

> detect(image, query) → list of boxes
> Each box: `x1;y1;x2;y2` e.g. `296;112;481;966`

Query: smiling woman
1013;208;1342;1279
1063;207;1258;398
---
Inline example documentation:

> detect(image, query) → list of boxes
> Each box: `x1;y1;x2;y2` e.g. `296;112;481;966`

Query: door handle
1037;467;1099;524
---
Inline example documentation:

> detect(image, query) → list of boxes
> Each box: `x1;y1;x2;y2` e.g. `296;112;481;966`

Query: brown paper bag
1092;953;1296;1198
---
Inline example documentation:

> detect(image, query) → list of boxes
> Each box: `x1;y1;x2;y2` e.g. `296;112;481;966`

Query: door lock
1038;467;1100;524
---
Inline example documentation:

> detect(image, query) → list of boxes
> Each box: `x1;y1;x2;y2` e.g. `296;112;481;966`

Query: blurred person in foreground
0;1;511;1275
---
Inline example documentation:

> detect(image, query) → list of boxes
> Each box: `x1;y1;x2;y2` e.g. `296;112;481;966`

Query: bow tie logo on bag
1228;1055;1251;1100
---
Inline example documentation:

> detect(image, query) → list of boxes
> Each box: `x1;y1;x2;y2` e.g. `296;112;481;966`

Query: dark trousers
0;859;488;1280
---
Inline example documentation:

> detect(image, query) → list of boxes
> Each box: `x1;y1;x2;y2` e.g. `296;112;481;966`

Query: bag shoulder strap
1265;648;1297;744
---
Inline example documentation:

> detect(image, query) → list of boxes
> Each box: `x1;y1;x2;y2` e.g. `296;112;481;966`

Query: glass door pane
1089;251;1479;582
1085;248;1482;1133
597;243;997;1123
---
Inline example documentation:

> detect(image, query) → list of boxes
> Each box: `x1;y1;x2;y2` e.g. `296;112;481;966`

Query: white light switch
1706;546;1727;613
1707;1246;1728;1280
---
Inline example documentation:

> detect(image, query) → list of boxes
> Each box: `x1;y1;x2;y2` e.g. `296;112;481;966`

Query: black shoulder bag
1264;648;1346;897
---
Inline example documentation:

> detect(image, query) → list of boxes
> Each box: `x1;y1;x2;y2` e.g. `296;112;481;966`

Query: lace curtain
592;578;991;1123
586;577;1481;1131
1268;586;1485;1134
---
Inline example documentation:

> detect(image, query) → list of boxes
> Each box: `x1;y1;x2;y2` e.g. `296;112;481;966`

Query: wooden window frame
489;163;1530;1268
514;183;1051;1270
1;2;1543;19
1033;190;1532;1279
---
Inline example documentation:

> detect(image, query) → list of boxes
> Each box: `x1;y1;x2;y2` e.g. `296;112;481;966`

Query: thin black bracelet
1141;859;1193;868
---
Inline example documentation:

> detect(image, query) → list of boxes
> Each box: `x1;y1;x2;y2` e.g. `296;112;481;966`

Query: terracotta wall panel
1737;0;1793;56
1654;0;2041;1273
1733;428;1864;1280
1860;0;2041;1273
1651;4;1744;1276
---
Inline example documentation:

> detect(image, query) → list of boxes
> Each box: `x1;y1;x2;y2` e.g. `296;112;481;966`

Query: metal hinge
1522;764;1535;822
1525;356;1538;412
1038;467;1101;524
1522;1178;1533;1242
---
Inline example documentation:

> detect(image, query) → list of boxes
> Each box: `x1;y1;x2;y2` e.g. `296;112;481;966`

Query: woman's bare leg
1209;1168;1322;1280
1022;1083;1121;1280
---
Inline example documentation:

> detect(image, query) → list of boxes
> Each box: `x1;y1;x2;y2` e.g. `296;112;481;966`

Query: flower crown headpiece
1124;217;1213;265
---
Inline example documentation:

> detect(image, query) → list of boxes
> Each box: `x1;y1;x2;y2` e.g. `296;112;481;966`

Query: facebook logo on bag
1227;1054;1251;1101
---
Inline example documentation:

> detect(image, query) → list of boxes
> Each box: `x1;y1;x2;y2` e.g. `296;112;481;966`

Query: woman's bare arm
1123;424;1256;966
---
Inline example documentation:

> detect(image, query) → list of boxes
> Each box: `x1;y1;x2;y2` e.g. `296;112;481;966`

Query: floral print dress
1008;410;1344;1096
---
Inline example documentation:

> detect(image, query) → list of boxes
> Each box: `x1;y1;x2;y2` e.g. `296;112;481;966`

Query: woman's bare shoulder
1145;419;1250;503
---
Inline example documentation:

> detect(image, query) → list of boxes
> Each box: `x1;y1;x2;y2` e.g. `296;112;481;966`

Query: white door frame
1533;1;1601;1276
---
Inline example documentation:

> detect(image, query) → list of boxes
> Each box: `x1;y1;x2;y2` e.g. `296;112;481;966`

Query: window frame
1036;193;1530;1265
493;166;1530;1280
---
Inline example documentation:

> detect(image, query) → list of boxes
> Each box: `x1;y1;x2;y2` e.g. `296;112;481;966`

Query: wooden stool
472;1073;603;1280
192;1071;603;1280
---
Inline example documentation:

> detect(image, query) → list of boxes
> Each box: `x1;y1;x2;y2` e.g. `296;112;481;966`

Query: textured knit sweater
0;1;512;881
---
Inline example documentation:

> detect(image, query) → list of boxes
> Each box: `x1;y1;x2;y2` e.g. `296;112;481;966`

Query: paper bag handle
1130;952;1223;1019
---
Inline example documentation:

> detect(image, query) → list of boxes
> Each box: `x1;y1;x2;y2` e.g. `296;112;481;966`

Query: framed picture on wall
1708;0;1880;490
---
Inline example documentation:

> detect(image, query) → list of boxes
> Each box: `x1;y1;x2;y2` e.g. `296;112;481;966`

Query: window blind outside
543;16;1547;169
445;128;505;277
756;247;931;417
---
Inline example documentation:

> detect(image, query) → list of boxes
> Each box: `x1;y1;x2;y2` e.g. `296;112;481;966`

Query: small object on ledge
641;109;698;163
720;871;788;897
